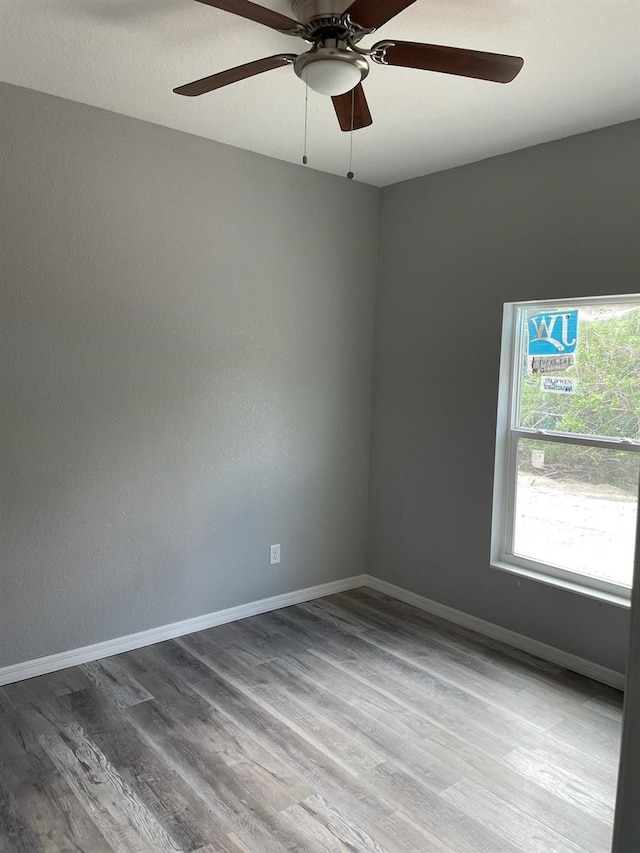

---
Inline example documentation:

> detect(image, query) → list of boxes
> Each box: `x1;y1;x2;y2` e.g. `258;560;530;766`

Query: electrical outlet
269;544;281;565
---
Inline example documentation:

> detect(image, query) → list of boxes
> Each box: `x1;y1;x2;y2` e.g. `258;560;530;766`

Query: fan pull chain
302;71;309;165
347;86;355;180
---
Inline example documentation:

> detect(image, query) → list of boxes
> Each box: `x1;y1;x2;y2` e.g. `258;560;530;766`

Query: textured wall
3;80;638;677
369;120;640;673
1;83;380;667
613;496;640;850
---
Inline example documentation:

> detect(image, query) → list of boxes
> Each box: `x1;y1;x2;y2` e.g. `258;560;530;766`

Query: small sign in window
531;449;545;469
528;310;578;355
541;376;577;394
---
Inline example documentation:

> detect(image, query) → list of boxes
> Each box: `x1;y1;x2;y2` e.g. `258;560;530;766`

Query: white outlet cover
270;544;281;565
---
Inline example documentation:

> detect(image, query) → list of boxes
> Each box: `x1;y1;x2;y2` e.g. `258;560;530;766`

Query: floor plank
2;747;113;853
61;685;232;850
39;724;182;853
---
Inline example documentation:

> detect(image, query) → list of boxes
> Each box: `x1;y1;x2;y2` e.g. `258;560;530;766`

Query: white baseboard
0;575;368;686
0;572;625;691
363;576;626;691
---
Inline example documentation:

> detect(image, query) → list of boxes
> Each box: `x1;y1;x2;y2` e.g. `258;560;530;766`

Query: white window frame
491;294;640;608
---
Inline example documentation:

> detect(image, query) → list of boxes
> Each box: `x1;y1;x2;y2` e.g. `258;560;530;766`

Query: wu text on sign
527;310;578;375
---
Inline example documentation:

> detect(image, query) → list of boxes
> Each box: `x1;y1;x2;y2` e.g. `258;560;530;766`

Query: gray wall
2;78;638;679
1;83;380;667
613;494;640;850
369;120;640;673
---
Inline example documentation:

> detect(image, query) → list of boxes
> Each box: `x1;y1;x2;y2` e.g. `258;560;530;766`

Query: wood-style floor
0;588;623;852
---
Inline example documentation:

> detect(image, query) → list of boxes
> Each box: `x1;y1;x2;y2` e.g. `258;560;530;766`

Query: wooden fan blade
193;0;300;33
332;83;373;132
174;54;296;96
344;0;417;30
378;40;524;83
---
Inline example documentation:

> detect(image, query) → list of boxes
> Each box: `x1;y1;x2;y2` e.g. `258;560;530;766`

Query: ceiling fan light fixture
174;0;526;133
294;48;369;96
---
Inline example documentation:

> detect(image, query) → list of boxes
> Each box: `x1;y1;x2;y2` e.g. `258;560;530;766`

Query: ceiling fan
174;0;524;131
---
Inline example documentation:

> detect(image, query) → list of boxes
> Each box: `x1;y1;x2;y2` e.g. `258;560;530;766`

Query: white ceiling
2;0;639;186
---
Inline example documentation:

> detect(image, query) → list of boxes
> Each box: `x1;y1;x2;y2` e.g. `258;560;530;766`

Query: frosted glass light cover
304;60;361;96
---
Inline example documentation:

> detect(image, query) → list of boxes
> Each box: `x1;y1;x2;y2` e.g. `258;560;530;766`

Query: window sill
491;558;631;609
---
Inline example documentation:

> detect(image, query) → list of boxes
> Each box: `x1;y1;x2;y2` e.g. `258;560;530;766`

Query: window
492;295;640;603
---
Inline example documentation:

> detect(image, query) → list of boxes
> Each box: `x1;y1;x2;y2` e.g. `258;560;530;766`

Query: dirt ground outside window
515;474;637;589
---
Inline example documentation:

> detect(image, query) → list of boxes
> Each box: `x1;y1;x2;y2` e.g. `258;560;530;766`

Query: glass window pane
513;438;639;588
516;301;640;439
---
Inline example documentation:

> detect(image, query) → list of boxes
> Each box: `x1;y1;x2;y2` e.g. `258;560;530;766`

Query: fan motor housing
291;0;346;24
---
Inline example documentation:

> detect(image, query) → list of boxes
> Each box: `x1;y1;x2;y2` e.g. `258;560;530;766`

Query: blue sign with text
528;310;578;356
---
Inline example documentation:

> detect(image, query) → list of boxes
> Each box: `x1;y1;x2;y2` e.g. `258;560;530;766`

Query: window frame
491;294;640;608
